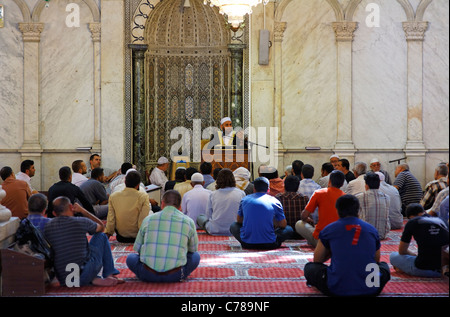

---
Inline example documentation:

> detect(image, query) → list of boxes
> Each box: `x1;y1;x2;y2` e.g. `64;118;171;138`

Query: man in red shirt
0;166;32;219
295;170;345;247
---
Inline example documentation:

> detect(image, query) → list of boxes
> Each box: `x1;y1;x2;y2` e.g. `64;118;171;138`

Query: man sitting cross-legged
230;177;294;250
44;196;123;287
126;190;200;283
304;195;391;297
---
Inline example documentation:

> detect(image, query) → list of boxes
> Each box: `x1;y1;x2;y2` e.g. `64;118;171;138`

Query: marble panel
100;0;125;170
352;0;408;149
39;0;95;149
280;0;337;150
40;152;91;191
0;1;24;149
422;0;449;150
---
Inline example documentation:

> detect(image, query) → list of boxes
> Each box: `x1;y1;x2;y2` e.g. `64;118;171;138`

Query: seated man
375;172;404;230
26;193;51;232
174;167;198;199
295;170;346;248
304;195;391;297
345;161;367;196
46;166;95;218
149;156;169;189
390;203;449;278
71;160;89;187
393;164;423;215
356;172;391;240
15;159;38;194
420;163;448;210
275;175;309;238
106;170;151;243
44;196;123;287
80;167;109;220
230;177;294;250
126;190;200;283
0;166;31;219
181;173;211;228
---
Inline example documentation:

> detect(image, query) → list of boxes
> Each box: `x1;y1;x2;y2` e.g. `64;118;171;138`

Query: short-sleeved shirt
134;206;198;272
238;192;286;244
44;216;98;285
400;215;449;271
393;171;423;209
319;217;381;296
80;179;109;205
304;187;344;240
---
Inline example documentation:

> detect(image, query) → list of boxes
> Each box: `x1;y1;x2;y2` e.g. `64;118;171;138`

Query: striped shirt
393;170;423;210
44;216;97;285
356;189;391;240
134;206;198;272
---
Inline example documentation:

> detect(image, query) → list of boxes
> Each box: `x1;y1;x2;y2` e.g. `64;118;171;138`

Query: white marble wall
280;0;337;149
39;0;95;149
352;0;408;150
423;0;449;150
0;1;24;150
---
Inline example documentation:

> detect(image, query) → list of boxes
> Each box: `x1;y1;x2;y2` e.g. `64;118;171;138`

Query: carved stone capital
402;21;428;41
89;22;101;42
18;23;44;42
332;22;358;42
273;22;287;43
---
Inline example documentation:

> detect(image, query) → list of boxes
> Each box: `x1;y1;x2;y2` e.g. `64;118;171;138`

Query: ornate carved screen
144;0;230;167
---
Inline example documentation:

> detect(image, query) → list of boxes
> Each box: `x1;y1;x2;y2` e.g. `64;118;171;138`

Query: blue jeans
230;222;294;250
79;233;120;286
126;252;200;283
390;252;442;278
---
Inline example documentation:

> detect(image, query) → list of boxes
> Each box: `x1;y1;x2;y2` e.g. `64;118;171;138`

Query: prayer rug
43;225;448;298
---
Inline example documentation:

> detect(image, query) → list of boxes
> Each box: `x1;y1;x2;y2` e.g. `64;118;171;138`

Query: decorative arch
11;0;32;22
131;0;160;44
31;0;100;22
396;0;416;21
415;0;433;21
275;0;362;22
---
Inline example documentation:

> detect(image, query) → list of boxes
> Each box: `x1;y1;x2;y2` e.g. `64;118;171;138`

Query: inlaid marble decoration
281;0;338;149
39;0;95;149
422;0;449;150
352;0;408;149
0;2;24;149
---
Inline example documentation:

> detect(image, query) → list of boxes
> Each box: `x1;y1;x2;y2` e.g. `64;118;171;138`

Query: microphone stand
247;140;269;181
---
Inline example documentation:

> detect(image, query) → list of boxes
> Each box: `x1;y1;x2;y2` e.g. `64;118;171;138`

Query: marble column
89;22;102;154
18;22;44;190
332;21;358;160
228;43;247;129
129;44;148;180
402;21;429;186
273;21;287;167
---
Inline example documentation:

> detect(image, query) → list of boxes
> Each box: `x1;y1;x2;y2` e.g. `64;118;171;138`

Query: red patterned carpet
43;223;449;298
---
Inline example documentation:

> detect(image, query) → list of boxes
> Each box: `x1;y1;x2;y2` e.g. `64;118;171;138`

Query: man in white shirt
71;160;89;187
181;173;212;228
345;161;367;196
375;172;404;230
149;156;169;189
16;159;38;194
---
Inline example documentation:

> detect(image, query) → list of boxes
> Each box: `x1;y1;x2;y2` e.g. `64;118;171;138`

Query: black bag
14;218;54;265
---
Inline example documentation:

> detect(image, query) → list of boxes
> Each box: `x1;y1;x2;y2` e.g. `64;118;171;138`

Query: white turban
220;117;232;126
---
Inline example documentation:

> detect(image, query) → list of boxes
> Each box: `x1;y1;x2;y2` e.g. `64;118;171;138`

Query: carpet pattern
44;225;449;297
